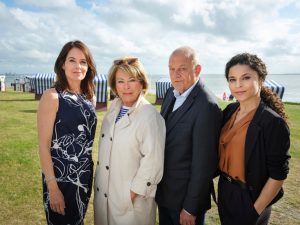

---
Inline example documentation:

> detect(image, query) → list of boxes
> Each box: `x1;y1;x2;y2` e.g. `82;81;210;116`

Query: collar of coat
107;94;148;121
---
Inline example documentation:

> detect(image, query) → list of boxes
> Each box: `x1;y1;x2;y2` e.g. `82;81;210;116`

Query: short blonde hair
108;57;149;96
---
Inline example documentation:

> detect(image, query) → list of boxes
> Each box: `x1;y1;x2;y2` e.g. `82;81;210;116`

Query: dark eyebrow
241;73;252;77
67;56;86;61
229;73;251;78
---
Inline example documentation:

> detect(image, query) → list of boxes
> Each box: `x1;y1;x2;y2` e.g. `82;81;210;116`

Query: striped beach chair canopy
25;75;36;91
264;79;285;99
35;73;56;95
94;74;108;103
156;78;173;99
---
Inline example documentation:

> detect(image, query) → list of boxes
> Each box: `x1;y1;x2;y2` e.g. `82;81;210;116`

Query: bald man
156;46;222;225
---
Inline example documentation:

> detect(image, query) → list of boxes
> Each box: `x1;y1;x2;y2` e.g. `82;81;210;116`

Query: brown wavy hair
54;40;97;101
225;53;287;121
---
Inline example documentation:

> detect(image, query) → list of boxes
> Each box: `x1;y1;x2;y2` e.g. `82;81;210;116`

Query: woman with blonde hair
94;57;165;225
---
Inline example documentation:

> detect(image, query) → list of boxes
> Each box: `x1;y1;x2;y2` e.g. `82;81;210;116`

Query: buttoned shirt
172;80;198;112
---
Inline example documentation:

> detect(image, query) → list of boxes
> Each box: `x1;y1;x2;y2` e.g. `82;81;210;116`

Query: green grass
0;89;299;225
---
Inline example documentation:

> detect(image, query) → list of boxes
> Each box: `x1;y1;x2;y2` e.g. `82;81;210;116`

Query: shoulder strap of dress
54;87;63;97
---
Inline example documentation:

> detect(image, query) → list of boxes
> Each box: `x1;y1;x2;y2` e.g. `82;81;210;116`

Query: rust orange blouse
219;107;257;183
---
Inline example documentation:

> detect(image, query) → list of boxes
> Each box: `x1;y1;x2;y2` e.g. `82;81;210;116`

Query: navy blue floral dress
43;90;97;225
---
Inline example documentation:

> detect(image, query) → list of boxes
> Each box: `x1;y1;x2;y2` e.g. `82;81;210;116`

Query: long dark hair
54;40;97;101
225;53;287;121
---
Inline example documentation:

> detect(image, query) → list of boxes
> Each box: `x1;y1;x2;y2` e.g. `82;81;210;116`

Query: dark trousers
158;205;205;225
218;176;272;225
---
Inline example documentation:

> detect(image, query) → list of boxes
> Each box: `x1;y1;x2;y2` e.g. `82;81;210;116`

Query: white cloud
10;8;40;30
0;0;299;75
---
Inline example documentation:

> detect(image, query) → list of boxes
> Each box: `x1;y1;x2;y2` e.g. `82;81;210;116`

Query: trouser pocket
218;177;259;225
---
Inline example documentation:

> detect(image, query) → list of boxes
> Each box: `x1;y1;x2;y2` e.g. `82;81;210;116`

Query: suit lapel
166;82;201;133
161;88;175;119
245;102;264;165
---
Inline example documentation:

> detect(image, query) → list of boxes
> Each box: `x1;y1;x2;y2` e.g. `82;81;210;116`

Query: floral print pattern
43;91;97;225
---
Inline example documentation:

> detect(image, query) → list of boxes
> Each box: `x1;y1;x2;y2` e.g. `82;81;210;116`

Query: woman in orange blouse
218;53;290;225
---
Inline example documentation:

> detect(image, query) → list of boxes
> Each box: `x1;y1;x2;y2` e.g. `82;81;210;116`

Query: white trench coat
94;95;166;225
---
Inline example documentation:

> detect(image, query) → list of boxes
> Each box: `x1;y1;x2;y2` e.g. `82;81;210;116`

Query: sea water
3;73;300;103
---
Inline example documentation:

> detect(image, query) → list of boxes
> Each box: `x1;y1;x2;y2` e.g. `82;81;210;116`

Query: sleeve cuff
183;209;192;216
131;179;157;197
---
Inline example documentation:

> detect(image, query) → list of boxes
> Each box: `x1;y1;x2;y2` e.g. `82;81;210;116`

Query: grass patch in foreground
0;89;299;224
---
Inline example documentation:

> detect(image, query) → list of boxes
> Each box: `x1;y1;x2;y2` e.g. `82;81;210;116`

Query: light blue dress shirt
172;80;199;112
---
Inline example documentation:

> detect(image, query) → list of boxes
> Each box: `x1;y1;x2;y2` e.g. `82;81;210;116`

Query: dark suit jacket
222;101;290;205
155;80;222;215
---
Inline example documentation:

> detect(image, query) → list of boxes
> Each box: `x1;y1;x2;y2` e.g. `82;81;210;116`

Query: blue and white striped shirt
115;106;130;123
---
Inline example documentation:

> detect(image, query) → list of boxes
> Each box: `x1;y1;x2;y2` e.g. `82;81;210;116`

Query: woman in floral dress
37;40;97;225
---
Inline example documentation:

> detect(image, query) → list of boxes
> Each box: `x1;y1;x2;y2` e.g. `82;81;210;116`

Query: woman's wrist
45;175;56;184
45;176;58;190
46;179;59;191
254;202;264;215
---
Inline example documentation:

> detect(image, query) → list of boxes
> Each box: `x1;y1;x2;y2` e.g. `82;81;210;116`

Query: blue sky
0;0;300;75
